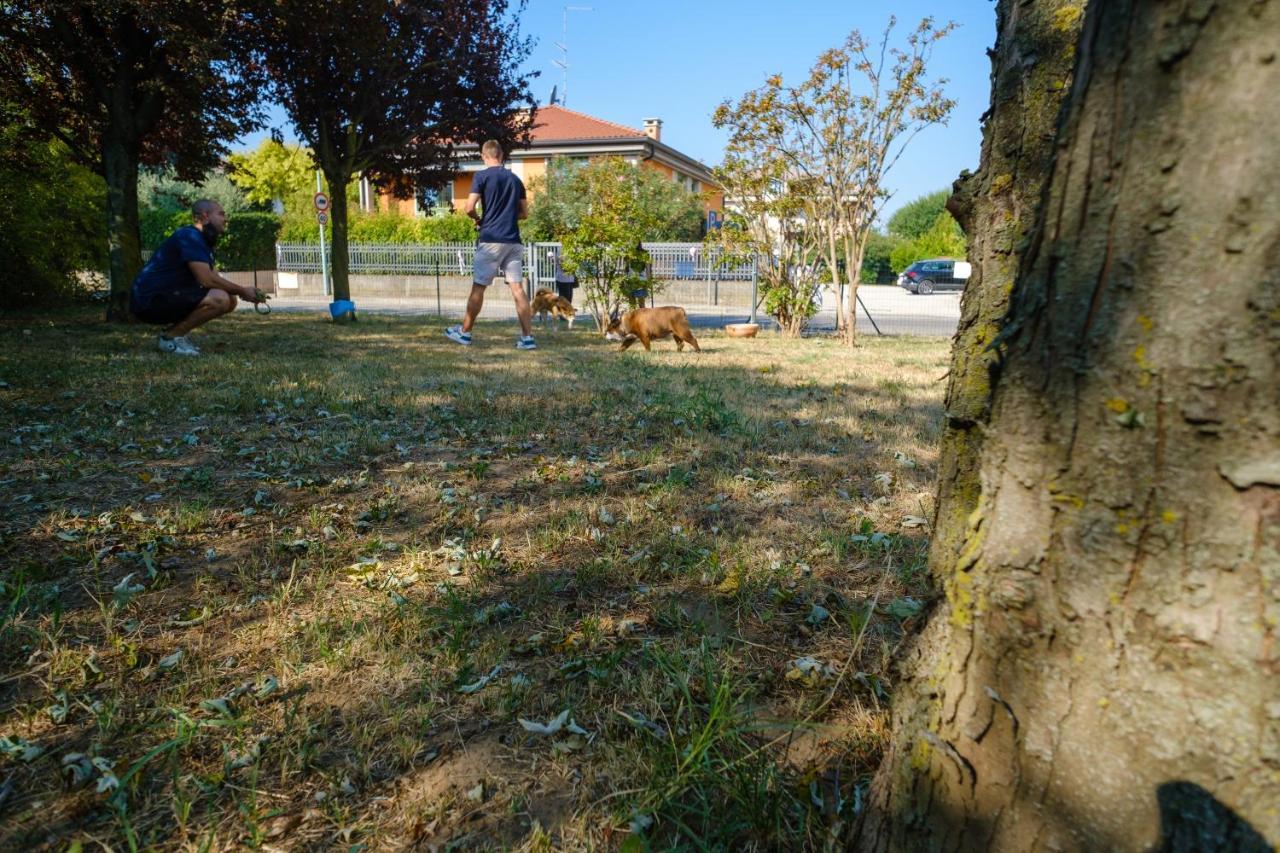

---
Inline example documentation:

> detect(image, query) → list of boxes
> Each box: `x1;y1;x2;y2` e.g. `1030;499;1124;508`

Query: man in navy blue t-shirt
444;140;537;350
130;199;265;356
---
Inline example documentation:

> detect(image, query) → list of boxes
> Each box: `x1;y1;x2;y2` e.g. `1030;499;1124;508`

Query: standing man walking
445;140;536;349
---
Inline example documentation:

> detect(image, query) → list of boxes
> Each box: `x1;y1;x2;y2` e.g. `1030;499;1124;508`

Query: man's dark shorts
132;287;207;325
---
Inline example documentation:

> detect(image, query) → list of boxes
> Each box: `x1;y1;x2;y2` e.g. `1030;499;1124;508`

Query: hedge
143;210;282;271
0;130;106;304
278;210;476;244
141;209;480;271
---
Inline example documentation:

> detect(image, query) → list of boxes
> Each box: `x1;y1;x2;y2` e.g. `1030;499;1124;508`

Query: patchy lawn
0;308;948;850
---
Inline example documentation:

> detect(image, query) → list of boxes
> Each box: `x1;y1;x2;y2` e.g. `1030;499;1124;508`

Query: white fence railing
269;241;960;336
275;241;758;281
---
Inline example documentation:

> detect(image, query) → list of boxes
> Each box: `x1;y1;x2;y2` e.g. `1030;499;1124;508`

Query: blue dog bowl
329;299;356;321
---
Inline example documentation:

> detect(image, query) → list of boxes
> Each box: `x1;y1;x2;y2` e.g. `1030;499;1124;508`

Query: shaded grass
0;307;947;849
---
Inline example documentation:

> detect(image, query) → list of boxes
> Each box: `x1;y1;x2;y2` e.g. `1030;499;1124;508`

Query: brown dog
605;306;700;352
531;288;576;330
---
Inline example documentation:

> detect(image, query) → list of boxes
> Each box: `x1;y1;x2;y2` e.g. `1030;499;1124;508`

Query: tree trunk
325;169;353;306
102;130;141;322
858;1;1280;850
930;0;1088;614
844;236;867;346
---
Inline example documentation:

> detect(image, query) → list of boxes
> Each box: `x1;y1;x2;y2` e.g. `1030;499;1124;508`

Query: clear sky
239;0;998;220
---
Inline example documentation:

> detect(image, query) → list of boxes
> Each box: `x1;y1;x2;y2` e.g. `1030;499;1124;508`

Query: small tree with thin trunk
715;17;955;345
559;158;665;335
708;143;820;336
0;1;264;320
251;0;537;314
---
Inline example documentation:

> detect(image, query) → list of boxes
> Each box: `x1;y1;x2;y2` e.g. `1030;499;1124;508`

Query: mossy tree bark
858;0;1280;849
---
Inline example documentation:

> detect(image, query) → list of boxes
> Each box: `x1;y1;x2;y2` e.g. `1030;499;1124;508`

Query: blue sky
240;0;997;220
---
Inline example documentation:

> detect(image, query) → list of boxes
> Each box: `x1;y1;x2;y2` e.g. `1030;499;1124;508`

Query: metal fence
265;242;959;336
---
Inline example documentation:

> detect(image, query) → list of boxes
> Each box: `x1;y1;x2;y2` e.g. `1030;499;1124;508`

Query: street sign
316;211;329;226
313;192;330;212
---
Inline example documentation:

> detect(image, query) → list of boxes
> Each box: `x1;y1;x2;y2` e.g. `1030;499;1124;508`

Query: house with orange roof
370;105;723;224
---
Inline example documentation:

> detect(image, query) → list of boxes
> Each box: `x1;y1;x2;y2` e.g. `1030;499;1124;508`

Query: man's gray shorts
474;242;524;286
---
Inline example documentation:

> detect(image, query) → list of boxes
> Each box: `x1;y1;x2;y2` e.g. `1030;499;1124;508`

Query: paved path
240;285;960;337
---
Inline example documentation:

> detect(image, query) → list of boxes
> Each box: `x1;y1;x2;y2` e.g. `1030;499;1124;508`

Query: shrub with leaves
526;155;706;244
559;158;670;334
277;211;475;245
0;115;106;304
888;210;966;271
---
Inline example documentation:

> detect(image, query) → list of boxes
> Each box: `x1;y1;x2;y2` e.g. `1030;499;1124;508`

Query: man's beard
202;222;223;247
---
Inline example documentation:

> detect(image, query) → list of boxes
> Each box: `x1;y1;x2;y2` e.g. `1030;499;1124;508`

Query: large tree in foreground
858;0;1279;849
253;0;537;309
0;1;263;319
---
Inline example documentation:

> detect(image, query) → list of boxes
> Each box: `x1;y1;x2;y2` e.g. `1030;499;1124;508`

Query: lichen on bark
857;0;1280;849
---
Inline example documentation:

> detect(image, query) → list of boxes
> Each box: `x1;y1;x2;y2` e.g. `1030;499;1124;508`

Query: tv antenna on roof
552;5;592;107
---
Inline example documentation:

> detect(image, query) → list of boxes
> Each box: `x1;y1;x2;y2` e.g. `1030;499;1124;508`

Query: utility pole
552;5;592;107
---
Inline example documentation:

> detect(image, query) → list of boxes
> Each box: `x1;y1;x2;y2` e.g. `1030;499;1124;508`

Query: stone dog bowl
724;322;761;338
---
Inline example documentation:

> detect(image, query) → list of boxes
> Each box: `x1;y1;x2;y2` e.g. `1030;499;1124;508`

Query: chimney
642;118;662;142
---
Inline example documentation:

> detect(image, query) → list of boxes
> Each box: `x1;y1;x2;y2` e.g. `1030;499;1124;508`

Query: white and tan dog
531;288;577;331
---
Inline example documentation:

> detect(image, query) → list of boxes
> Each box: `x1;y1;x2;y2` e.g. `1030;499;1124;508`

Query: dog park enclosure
250;241;962;336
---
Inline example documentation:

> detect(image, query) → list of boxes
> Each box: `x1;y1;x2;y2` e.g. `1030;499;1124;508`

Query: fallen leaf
112;573;145;608
457;665;501;694
786;656;836;687
806;603;831;626
518;709;570;736
0;736;42;763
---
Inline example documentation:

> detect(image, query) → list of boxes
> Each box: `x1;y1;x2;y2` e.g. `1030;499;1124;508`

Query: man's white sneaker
516;336;537;350
158;335;201;356
445;325;472;346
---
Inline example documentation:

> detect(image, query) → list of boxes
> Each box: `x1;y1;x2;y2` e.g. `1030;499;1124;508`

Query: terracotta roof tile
528;105;642;141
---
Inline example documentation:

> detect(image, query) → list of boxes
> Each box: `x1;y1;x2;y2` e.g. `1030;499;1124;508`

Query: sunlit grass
0;307;947;849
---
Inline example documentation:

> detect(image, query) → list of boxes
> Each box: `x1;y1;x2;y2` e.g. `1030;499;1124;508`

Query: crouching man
130;199;264;356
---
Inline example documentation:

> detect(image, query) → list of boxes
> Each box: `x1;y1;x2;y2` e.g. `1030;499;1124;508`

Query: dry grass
0;307;948;850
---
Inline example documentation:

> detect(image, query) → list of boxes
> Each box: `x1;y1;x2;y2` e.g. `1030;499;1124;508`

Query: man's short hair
192;199;220;219
481;140;505;160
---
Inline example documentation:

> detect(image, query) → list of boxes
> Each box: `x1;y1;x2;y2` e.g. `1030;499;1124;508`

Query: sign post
314;174;331;298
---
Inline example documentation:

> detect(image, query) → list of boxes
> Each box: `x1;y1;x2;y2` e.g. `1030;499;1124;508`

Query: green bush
0;122;106;304
217;211;281;270
861;231;904;283
141;208;190;251
278;211;476;245
141;209;280;271
887;189;950;241
889;211;967;272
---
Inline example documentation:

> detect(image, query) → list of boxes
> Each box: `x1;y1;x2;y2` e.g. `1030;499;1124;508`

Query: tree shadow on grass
0;307;949;848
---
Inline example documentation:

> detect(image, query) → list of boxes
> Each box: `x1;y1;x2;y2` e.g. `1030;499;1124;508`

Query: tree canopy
525;156;706;243
252;0;538;307
886;188;950;241
0;0;264;317
227;139;315;212
713;17;956;344
559;158;670;334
